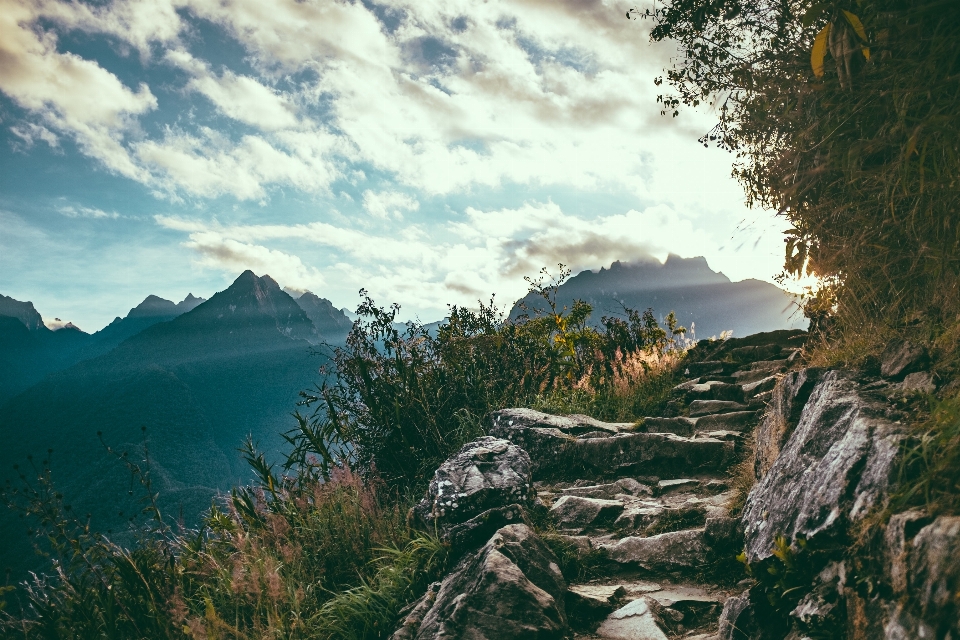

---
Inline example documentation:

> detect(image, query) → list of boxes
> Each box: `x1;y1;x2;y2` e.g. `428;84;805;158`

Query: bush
288;267;688;490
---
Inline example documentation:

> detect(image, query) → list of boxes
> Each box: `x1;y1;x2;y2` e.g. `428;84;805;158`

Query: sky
0;0;797;333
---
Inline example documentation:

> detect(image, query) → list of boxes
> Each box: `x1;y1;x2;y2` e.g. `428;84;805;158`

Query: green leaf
811;23;831;77
842;10;871;59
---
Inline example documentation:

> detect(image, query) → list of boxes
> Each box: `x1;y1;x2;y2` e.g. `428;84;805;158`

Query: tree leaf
842;10;871;59
811;23;831;77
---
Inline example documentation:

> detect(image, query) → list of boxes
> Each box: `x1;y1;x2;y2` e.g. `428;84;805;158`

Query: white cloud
362;190;419;219
58;205;120;219
155;199;749;317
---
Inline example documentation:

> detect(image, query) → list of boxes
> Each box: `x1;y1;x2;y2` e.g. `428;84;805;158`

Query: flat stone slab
560;478;652;500
551;495;624;531
600;529;709;572
657;478;700;495
490;409;736;482
694;411;759;432
688;400;749;417
596;597;668;640
642;416;698;436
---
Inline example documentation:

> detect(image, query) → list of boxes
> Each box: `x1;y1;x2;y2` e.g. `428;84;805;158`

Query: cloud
156;199;725;316
9;122;60;149
0;0;701;200
362;190;419;219
58;206;120;219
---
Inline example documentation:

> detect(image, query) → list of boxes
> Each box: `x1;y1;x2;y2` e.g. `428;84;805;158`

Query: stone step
490;409;736;482
693;410;760;432
642;416;698;436
688;400;749;417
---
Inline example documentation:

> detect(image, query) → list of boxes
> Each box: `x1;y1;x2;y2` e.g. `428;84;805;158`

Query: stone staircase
483;331;804;638
392;330;807;639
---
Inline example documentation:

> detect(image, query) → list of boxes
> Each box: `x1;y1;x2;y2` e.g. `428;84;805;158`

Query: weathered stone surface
410;524;569;639
657;478;700;495
716;590;757;640
595;597;669;640
392;582;442;640
490;409;736;482
614;503;666;531
753;368;826;479
411;437;534;531
689;400;748;417
444;504;533;556
600;529;709;572
550;495;624;531
695;411;760;433
789;561;845;632
486;408;627;435
643;416;698;436
686;382;746;403
884;510;931;595
729;344;782;363
732;359;790;385
742;375;779;399
742;370;902;564
880;339;929;380
684;360;725;378
704;515;742;551
560;478;652;500
907;515;960;635
566;585;626;631
900;371;936;394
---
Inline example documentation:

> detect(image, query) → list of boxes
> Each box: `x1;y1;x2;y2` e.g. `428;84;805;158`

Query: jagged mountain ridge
0;272;330;583
511;255;806;338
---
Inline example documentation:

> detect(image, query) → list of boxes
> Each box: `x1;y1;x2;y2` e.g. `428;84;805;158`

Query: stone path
488;330;805;639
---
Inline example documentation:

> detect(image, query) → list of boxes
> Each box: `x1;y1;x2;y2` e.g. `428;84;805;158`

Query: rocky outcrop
397;524;569;639
490;409;735;481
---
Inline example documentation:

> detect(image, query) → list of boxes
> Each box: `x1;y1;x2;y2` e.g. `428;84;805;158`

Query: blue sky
0;0;796;332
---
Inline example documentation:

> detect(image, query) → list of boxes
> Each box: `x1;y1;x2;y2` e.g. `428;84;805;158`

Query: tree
632;0;960;324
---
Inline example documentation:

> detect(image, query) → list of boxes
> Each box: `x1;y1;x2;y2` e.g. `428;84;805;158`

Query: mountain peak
0;294;45;332
128;295;178;318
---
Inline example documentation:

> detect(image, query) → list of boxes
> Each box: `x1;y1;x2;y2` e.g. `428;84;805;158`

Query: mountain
295;292;353;342
78;293;207;360
511;255;806;339
0;272;327;582
0;295;91;404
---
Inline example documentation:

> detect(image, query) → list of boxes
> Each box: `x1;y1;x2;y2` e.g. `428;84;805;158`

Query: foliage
0;435;435;639
631;0;960;326
291;266;688;490
893;391;960;517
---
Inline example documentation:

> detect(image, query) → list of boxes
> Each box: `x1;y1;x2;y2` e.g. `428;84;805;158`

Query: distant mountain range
0;273;352;582
0;257;803;582
511;255;806;339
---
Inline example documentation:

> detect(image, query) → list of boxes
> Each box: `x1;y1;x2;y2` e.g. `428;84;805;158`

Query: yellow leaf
811;23;831;78
842;10;871;60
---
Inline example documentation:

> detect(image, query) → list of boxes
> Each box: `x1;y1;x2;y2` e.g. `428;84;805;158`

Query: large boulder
490;409;735;482
906;515;960;636
742;370;903;564
398;524;569;639
753;368;826;479
410;437;535;536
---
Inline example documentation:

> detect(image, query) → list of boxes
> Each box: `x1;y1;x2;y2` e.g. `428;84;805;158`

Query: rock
789;561;845;632
753;368;826;480
490;409;736;482
695;411;760;433
686;382;746;403
716;590;758;640
899;371;936;394
657;478;700;495
444;504;533;556
410;437;535;533
392;582;442;640
600;529;709;573
643;416;698;436
884;510;931;595
550;495;624;531
730;344;782;363
880;339;928;380
742;375;779;399
487;408;626;435
689;400;749;417
595;597;669;640
732;359;790;385
566;584;626;631
409;524;569;639
614;504;666;531
704;515;742;550
685;361;726;378
907;515;960;635
742;370;903;565
560;478;652;500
